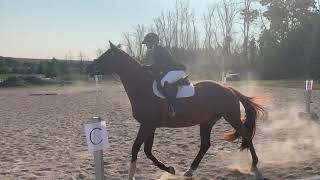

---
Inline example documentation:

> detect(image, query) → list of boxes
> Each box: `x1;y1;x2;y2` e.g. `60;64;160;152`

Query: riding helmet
142;33;159;45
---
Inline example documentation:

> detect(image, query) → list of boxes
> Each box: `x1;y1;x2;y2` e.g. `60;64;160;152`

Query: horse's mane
115;47;143;67
113;47;155;80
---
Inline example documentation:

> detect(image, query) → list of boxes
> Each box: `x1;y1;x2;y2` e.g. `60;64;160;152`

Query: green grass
226;79;320;90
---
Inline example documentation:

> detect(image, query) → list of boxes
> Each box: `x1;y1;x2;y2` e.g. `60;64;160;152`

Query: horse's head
92;41;127;75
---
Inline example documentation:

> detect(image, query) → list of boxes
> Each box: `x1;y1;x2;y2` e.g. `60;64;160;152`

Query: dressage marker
84;117;110;180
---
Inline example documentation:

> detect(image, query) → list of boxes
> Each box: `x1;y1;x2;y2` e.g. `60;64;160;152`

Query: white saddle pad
152;80;195;99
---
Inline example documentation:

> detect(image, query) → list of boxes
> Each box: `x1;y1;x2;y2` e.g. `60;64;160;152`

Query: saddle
156;76;190;95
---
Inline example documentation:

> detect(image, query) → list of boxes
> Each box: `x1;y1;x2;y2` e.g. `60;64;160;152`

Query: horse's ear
109;41;117;50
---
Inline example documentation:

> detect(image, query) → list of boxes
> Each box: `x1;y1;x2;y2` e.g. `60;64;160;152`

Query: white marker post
84;117;110;180
95;75;99;87
222;71;226;83
305;80;313;113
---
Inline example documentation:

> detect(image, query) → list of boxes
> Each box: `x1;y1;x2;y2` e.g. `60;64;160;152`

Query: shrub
22;76;46;85
0;76;25;87
0;75;57;87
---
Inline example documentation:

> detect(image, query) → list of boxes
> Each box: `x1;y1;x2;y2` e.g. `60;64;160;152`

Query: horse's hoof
168;166;175;175
183;168;194;177
251;166;262;178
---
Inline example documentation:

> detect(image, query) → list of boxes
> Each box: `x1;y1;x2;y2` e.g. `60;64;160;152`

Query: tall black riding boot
163;81;182;118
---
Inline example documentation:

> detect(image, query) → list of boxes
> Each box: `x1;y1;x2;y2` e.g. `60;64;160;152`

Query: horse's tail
225;87;265;150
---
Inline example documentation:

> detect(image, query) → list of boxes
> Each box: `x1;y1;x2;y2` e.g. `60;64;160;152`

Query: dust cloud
227;82;320;173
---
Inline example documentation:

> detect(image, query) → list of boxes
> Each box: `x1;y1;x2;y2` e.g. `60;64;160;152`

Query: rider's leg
163;81;181;117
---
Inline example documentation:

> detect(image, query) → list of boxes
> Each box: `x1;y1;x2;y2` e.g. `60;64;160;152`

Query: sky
0;0;218;59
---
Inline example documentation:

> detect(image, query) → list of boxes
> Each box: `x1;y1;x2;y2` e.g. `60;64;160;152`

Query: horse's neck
118;59;152;101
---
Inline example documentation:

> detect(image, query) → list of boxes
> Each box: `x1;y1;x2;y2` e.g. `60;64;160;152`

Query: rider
142;32;187;117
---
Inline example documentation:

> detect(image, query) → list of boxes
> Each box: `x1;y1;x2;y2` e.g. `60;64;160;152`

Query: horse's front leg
144;128;175;174
128;124;152;180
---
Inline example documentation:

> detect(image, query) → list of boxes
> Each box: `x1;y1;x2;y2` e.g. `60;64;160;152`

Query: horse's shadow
157;173;195;180
155;170;271;180
222;168;271;180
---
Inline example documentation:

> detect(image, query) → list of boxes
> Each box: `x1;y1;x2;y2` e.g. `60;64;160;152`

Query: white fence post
305;80;313;114
95;75;99;87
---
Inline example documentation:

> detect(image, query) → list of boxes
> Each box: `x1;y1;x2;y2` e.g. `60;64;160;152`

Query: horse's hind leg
249;141;259;171
224;110;260;174
144;128;175;174
247;140;262;177
184;116;219;177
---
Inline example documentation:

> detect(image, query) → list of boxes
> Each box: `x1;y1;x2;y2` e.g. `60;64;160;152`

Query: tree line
120;0;320;80
0;56;89;79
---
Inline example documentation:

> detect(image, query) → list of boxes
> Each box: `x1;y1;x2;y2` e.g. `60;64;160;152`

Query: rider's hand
142;65;152;72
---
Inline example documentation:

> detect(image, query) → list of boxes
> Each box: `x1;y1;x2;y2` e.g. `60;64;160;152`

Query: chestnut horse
93;42;265;179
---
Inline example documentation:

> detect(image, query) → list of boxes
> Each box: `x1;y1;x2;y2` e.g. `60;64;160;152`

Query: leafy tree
260;0;316;43
248;37;258;68
259;0;318;79
241;0;259;59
